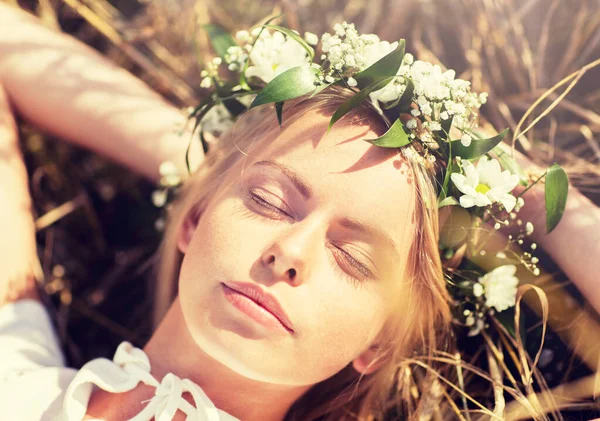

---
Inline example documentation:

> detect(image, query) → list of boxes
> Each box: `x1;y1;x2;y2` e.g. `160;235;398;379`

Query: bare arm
0;79;40;304
516;176;600;313
0;3;204;183
0;3;203;305
500;144;600;315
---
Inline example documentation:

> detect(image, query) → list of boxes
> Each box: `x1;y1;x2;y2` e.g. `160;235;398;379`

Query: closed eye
244;188;292;219
331;245;375;283
244;186;375;284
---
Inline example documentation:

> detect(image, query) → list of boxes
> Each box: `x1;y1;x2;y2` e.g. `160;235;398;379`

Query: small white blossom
406;119;418;130
235;30;250;42
525;222;534;235
304;31;319;46
200;77;212;89
411;109;421;117
473;283;484;298
428;121;442;131
461;134;472;147
450;156;520;212
347;76;357;87
479;265;519;312
152;189;168;207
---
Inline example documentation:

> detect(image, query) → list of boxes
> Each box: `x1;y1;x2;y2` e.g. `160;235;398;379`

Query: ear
351;343;387;375
176;204;203;254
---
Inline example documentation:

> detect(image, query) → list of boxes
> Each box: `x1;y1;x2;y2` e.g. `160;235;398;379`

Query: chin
191;325;292;383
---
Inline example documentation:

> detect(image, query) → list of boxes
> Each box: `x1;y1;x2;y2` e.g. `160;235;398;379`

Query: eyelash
244;188;372;285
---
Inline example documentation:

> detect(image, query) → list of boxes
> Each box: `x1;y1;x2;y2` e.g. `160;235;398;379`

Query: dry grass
5;0;600;418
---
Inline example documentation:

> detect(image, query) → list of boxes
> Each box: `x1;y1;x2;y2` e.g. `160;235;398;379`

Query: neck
84;297;310;421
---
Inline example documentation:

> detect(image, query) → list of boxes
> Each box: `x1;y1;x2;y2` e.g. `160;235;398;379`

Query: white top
0;299;239;421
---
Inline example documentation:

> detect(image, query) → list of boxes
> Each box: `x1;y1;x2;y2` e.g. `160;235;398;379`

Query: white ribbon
62;341;238;421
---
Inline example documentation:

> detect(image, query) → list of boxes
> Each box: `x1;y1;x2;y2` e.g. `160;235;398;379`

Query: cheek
291;285;388;380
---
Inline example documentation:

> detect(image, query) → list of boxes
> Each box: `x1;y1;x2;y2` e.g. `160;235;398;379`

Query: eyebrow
252;160;400;258
253;160;313;200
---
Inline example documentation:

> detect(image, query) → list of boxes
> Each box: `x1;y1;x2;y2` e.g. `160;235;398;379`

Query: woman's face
177;109;417;386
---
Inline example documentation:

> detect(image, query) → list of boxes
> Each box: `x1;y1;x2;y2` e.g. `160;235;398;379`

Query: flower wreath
156;20;569;337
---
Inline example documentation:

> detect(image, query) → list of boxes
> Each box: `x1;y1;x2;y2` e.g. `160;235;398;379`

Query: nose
260;219;321;286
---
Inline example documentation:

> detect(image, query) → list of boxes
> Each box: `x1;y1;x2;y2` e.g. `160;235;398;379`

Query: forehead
246;112;417;265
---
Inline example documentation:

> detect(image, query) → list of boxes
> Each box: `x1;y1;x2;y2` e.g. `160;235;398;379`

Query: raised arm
501;144;600;315
0;3;204;182
0;3;204;305
0;78;40;305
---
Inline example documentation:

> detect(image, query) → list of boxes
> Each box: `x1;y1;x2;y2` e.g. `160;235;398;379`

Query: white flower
450;156;520;212
363;40;398;68
347;76;357;87
461;134;472;147
473;283;484;298
428;121;442;131
479;265;519;312
245;30;310;84
406;119;418;130
152;189;168;207
304;31;319;46
159;161;181;187
200;77;212;89
235;30;250;42
525;221;534;235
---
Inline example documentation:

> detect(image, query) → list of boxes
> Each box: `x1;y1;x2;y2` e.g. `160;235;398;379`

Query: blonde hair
153;85;452;420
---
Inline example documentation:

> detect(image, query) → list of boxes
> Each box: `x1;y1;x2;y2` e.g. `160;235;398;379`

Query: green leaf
439;145;453;200
492;146;529;186
451;128;509;160
263;24;315;61
545;163;569;234
353;39;406;89
328;77;394;130
364;118;411;148
438;196;459;208
203;24;237;58
250;65;320;108
275;101;284;126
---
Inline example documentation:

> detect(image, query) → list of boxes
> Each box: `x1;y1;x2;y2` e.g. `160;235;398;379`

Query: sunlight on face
177;109;417;386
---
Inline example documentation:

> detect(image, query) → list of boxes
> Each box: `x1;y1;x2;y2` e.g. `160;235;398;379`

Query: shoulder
0;299;66;378
0;366;77;421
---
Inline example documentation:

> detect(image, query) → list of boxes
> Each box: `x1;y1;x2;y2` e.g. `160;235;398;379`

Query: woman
1;3;599;420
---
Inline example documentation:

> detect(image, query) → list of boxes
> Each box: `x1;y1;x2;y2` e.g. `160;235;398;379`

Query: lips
222;281;294;333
